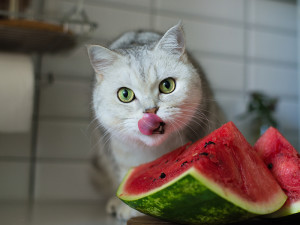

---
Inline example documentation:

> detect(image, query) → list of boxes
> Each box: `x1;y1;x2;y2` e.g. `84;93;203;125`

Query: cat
87;22;226;221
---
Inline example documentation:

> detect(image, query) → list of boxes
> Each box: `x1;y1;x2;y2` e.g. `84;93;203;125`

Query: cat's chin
138;134;169;147
135;121;184;147
111;128;171;148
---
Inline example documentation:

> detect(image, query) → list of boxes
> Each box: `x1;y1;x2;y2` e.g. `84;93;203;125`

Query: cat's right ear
154;22;185;58
87;45;119;80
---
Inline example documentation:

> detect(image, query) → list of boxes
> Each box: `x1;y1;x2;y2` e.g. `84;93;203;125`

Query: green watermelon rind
267;200;300;218
117;167;287;224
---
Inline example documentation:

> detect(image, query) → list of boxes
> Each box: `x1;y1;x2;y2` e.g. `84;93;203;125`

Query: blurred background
0;0;299;224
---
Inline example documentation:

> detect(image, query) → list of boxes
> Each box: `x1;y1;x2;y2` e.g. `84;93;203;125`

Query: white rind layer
267;200;300;218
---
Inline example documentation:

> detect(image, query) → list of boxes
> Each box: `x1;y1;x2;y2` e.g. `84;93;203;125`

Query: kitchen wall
0;0;298;201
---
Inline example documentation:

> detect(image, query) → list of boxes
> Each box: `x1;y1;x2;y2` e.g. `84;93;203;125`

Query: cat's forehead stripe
125;48;155;82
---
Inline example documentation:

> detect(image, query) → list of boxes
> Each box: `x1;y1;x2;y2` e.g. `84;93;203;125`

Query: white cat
87;22;225;221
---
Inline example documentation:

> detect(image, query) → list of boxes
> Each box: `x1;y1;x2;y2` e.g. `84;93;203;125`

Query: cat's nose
144;107;159;114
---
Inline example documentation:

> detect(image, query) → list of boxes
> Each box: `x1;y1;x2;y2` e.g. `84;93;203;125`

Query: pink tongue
138;113;164;135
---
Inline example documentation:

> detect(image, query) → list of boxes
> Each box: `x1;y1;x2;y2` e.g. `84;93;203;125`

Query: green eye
159;78;176;94
117;87;135;103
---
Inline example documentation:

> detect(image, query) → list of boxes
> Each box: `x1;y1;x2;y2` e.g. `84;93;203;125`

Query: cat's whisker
193;109;225;127
168;119;185;146
90;127;113;153
100;124;137;151
163;108;206;132
179;106;223;125
176;109;212;132
87;116;100;131
189;111;211;126
173;117;200;138
87;121;105;146
165;105;215;132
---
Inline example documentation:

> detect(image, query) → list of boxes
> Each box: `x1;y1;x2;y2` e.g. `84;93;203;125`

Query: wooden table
127;215;300;225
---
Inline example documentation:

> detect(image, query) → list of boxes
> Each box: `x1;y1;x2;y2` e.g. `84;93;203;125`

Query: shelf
0;1;97;54
0;19;76;53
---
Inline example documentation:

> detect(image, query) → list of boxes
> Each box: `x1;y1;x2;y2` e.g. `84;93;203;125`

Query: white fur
88;23;224;221
92;48;201;149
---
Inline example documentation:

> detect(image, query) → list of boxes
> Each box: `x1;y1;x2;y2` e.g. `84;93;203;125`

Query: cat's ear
87;45;120;76
155;22;185;57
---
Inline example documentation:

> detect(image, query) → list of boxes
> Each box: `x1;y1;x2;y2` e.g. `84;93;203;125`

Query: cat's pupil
163;81;170;89
123;89;128;98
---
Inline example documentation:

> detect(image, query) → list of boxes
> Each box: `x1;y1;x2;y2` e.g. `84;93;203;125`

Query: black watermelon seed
153;178;156;182
165;160;169;164
159;173;166;179
204;141;215;148
181;161;188;167
268;163;273;169
199;152;209;156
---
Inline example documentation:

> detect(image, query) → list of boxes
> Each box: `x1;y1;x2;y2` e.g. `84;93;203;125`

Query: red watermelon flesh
254;127;300;217
121;122;285;213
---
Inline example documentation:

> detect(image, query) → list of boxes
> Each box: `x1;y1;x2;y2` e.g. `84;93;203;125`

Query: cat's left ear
155;22;185;57
87;44;120;75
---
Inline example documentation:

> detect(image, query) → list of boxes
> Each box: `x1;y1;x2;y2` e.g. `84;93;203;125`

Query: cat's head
87;23;202;147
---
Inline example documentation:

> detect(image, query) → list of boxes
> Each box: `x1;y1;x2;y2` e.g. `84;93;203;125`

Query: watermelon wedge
117;122;287;225
254;127;300;218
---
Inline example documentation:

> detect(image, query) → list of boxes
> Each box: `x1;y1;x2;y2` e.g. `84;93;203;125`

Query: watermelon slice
254;127;300;218
117;122;287;225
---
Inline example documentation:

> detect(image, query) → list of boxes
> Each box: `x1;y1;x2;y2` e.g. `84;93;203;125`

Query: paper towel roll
0;53;34;133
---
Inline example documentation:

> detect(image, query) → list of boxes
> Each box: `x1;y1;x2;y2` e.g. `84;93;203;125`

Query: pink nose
138;113;165;135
